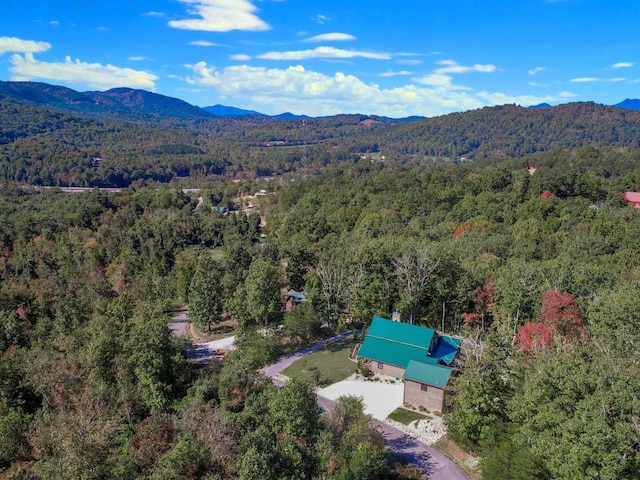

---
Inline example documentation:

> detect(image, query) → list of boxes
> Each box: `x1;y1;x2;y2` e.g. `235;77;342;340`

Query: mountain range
2;79;640;188
1;81;639;120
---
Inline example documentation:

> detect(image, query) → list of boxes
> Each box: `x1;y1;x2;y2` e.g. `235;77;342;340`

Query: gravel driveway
169;311;235;364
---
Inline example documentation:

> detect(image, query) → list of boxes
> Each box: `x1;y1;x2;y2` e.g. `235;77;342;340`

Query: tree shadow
386;434;438;475
187;344;214;364
208;324;234;335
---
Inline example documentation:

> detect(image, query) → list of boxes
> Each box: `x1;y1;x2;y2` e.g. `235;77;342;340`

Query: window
421;384;428;392
377;362;383;369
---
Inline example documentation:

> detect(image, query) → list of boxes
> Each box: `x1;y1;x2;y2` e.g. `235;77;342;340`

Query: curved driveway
262;334;470;480
170;314;468;480
169;311;235;364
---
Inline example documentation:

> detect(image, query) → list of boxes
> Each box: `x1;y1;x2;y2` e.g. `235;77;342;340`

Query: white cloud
128;56;148;61
397;59;423;66
9;53;158;90
189;40;223;47
143;11;166;17
378;70;412;77
410;59;496;92
231;54;252;61
304;33;356;42
184;62;561;117
435;59;497;74
612;62;633;69
414;73;470;90
314;14;329;24
169;0;270;32
571;77;625;82
528;66;546;75
258;46;390;60
476;91;561;107
49;20;60;27
0;36;51;55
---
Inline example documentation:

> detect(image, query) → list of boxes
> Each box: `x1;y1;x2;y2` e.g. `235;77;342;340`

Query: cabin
285;289;305;311
357;316;460;413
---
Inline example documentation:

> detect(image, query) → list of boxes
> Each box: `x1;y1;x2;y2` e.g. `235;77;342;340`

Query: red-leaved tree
462;280;496;330
539;290;587;343
515;322;554;354
515;290;587;354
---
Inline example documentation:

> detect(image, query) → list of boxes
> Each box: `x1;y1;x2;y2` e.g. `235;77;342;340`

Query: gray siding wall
403;379;445;413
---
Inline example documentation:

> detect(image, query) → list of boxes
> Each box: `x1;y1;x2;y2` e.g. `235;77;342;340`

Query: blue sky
0;0;638;117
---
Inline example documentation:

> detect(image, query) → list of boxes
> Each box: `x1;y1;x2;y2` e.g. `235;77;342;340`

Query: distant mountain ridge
615;99;640;111
85;87;212;118
4;80;637;120
0;81;213;119
528;103;552;109
202;104;265;117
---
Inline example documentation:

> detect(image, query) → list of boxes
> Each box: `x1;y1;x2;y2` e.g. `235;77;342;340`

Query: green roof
367;316;435;350
358;317;460;368
357;336;437;368
404;360;453;388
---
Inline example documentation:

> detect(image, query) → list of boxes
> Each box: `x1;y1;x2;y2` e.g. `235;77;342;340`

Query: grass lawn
281;337;358;386
388;408;432;425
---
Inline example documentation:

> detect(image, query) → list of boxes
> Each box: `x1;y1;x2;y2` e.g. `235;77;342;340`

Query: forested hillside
378;102;640;159
1;181;430;479
2;81;640;189
2;80;640;478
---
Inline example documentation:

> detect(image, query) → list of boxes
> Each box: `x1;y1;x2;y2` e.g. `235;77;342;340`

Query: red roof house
624;192;640;208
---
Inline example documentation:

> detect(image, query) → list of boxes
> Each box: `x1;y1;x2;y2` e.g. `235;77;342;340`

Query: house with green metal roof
357;316;460;412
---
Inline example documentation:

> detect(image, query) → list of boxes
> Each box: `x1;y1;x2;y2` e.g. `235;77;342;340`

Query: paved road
169;311;235;364
259;330;357;380
263;336;470;480
170;316;468;480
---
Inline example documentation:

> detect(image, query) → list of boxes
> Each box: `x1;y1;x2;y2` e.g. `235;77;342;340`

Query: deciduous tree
188;252;224;332
393;246;440;324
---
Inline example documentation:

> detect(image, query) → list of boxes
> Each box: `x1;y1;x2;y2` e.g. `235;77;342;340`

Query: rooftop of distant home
624;192;640;207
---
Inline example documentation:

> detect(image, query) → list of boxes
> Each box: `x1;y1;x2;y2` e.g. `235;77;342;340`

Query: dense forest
1;83;640;479
0;182;428;479
2;81;640;188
